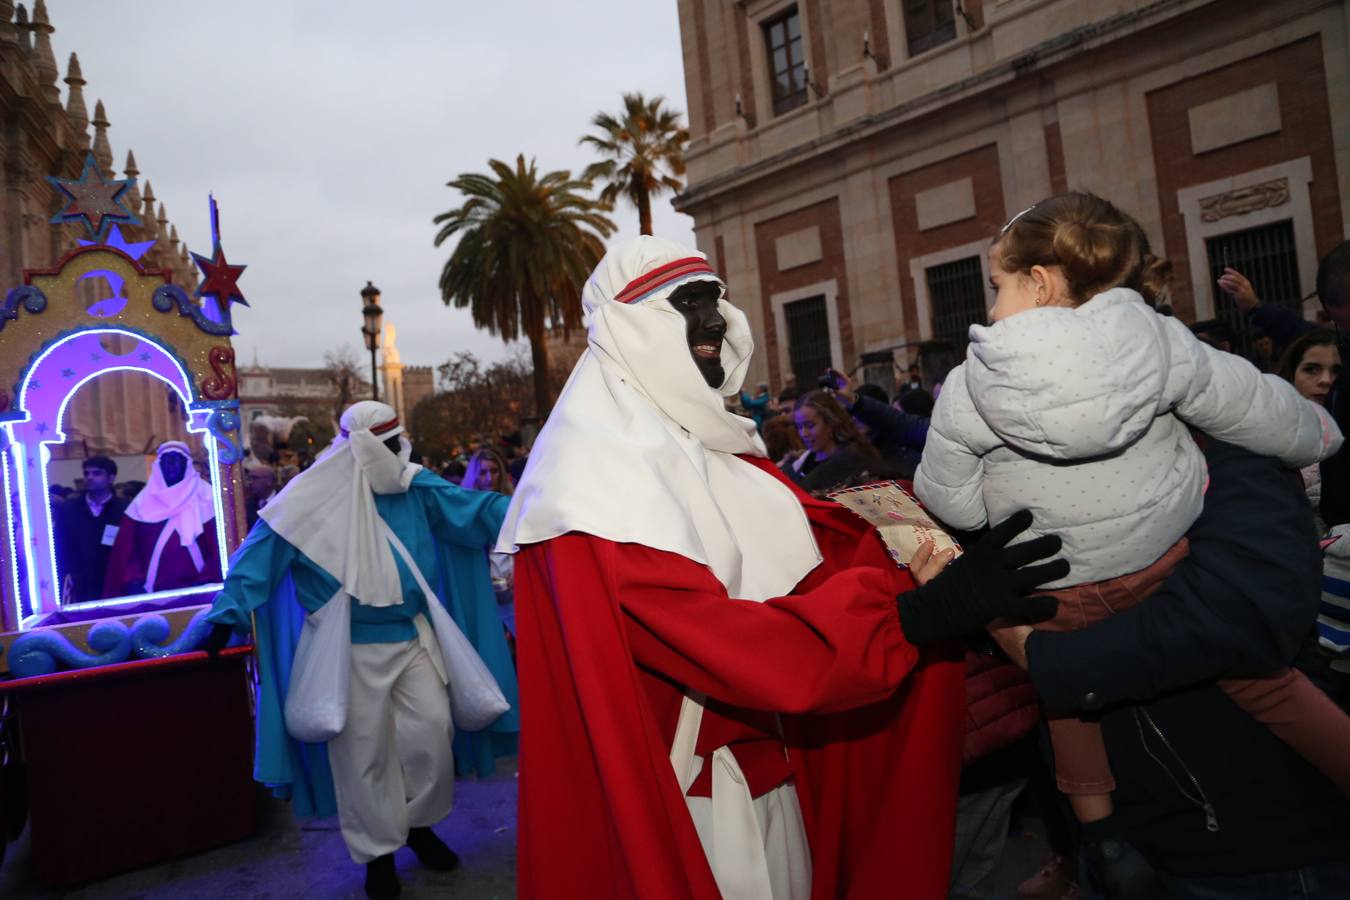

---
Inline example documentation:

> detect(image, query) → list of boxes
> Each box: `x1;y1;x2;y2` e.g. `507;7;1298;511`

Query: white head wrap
260;400;421;607
124;441;214;546
495;236;822;602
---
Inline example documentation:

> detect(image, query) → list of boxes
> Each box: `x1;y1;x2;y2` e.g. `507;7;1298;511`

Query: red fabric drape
515;459;964;899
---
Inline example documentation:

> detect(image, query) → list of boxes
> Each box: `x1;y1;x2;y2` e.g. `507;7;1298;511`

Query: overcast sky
54;0;696;372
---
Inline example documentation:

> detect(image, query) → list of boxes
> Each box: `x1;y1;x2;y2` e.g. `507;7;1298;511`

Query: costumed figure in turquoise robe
203;401;514;900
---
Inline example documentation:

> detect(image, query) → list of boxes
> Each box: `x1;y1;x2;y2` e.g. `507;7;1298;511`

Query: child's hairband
1000;204;1036;235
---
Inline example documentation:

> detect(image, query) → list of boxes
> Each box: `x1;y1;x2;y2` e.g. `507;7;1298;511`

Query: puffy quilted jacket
914;288;1342;586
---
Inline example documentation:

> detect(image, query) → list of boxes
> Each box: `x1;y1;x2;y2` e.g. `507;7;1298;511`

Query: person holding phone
826;368;931;478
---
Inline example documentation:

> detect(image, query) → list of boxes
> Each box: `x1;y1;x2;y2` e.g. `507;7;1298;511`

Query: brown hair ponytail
996;192;1173;306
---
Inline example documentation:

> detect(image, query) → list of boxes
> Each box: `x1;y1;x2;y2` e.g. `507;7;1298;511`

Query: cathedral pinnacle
63;52;89;150
92;100;114;177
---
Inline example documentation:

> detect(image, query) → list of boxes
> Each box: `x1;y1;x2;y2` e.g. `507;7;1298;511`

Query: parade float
0;155;256;884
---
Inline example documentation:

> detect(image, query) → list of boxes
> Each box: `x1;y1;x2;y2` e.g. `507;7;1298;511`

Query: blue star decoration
47;154;139;242
90;353;103;362
61;368;74;379
35;422;47;434
139;352;151;362
79;223;155;262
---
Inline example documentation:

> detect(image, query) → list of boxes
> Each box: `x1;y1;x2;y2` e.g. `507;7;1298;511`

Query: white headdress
124;441;214;546
495;236;822;602
124;441;216;588
260;401;421;607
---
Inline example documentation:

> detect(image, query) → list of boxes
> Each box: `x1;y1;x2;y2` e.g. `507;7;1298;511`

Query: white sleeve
913;365;994;531
1165;318;1343;466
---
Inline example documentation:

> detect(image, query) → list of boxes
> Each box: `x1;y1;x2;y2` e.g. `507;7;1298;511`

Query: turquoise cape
207;469;516;817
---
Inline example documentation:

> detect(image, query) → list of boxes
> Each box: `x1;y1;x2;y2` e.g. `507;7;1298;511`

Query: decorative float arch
0;182;249;633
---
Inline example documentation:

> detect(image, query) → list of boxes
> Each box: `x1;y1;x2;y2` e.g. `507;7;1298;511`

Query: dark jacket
791;445;882;494
54;492;128;603
847;395;929;478
1248;303;1348;526
1026;439;1350;877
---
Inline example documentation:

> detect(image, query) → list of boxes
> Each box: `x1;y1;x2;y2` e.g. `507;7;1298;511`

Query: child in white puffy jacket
913;193;1348;898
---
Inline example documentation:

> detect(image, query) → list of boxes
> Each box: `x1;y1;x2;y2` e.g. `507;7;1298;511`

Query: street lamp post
361;280;383;402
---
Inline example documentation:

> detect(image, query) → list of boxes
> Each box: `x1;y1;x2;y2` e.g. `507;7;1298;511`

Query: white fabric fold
496;235;821;604
124;441;214;550
261;401;421;608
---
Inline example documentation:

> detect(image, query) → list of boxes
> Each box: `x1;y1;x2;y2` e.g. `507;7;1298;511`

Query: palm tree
434;155;615;415
580;92;689;236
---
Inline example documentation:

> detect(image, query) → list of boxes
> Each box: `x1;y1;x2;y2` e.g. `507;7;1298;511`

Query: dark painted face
667;281;727;389
159;451;188;486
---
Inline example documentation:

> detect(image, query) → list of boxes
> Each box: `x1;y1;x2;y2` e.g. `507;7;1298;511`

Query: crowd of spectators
731;359;938;495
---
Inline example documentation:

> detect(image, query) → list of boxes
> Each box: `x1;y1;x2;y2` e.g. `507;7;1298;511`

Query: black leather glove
202;622;235;657
897;509;1067;645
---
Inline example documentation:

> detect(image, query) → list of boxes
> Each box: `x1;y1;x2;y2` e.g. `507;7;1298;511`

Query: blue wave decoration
9;620;133;677
8;608;245;677
131;607;240;658
0;285;48;332
207;407;243;464
151;284;235;337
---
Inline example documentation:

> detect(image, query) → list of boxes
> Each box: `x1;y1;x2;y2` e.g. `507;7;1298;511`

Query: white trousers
685;757;813;900
326;636;455;863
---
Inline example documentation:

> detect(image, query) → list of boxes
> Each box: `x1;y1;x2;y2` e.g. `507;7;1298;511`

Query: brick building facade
673;0;1350;393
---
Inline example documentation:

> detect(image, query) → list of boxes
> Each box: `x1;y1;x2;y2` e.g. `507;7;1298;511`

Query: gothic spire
30;0;58;104
122;149;141;211
14;4;31;54
0;1;18;47
63;52;89;150
91;100;113;177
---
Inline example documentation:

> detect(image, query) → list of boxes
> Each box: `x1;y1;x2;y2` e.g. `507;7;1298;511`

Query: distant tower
380;322;407;426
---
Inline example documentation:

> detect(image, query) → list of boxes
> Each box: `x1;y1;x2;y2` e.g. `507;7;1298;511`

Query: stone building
673;0;1350;393
1;0;201;457
237;328;433;448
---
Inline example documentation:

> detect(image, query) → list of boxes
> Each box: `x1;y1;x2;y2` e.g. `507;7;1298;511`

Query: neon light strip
7;328;233;624
18;327;198;411
36;440;60;612
8;437;41;616
1;447;23;627
28;582;224;625
202;414;230;581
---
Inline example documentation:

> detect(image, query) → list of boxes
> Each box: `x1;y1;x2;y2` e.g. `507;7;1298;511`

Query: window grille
926;256;986;349
1205;220;1301;357
784;296;832;386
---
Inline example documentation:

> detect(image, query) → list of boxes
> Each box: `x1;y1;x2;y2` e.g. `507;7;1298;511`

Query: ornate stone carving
1198;178;1290;223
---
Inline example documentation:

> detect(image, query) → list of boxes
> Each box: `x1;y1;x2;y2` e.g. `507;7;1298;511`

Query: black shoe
365;854;401;899
407;826;461;871
1082;838;1157;900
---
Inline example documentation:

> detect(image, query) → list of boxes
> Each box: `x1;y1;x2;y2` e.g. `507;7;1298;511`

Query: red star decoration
47;155;138;240
192;245;249;308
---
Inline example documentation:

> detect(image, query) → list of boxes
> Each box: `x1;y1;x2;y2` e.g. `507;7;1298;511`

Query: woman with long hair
461;447;514;496
788;390;882;493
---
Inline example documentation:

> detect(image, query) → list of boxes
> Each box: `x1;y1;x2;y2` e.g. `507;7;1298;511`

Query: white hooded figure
498;236;1010;900
205;401;513;900
104;441;217;596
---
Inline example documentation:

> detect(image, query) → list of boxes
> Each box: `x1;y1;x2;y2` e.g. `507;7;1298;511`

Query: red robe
515;457;964;899
103;517;219;597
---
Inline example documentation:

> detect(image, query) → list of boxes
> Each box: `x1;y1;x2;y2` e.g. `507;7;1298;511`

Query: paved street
1;753;1060;899
0;764;519;900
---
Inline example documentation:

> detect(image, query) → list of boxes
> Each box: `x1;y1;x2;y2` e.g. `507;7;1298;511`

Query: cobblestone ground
0;758;1052;899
